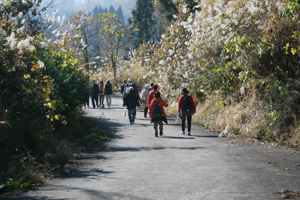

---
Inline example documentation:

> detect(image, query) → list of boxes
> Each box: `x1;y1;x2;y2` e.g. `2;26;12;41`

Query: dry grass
166;85;300;149
289;126;300;148
194;87;271;137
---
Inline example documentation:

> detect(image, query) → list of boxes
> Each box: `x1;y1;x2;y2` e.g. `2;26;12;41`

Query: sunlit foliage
0;0;88;187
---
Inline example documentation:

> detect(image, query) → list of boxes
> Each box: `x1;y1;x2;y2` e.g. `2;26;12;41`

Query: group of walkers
121;78;196;137
84;80;115;109
84;78;197;137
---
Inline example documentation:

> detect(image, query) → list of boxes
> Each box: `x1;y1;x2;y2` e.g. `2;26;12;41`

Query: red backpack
99;85;104;93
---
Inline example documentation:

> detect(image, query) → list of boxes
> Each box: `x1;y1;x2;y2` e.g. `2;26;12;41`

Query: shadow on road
193;135;219;138
104;146;204;152
2;196;66;200
3;186;151;200
81;115;124;138
160;136;195;139
59;168;114;180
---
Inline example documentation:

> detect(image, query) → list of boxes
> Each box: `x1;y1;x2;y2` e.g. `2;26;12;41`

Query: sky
42;0;136;18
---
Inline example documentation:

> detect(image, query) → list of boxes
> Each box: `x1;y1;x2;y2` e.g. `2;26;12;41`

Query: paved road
2;93;300;200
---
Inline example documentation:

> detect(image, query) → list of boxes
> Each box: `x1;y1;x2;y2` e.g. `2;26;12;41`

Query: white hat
145;84;150;89
127;78;131;82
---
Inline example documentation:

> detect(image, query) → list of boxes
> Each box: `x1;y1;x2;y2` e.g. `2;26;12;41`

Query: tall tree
67;11;98;71
129;0;157;48
98;5;103;13
116;5;125;24
109;5;115;14
157;0;200;21
157;0;178;21
95;13;128;77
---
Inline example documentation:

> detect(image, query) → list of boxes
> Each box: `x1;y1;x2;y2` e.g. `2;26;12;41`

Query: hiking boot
160;131;163;136
181;131;185;135
187;132;191;136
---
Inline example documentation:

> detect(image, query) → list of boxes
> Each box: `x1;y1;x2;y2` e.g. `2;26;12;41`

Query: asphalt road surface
2;93;300;200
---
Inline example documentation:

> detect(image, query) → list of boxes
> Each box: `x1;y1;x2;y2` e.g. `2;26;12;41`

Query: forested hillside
41;0;135;19
0;0;299;195
89;5;125;24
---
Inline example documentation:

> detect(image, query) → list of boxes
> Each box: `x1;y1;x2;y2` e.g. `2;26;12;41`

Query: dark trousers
91;93;98;108
84;95;89;107
128;108;136;123
99;94;104;105
154;120;163;134
144;107;148;117
181;115;192;132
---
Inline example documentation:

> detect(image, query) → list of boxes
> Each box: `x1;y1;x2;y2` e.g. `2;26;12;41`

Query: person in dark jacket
131;83;142;104
84;84;91;109
178;88;196;136
104;80;115;108
90;80;99;108
124;87;140;125
120;79;126;94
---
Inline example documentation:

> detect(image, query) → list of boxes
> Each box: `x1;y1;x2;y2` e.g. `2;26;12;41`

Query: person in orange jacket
178;88;196;136
147;84;159;105
149;92;168;137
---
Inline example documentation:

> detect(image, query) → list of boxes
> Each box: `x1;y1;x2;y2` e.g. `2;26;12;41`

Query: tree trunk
113;62;117;78
111;55;117;77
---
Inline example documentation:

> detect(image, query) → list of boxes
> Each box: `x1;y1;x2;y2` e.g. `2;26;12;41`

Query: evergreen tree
109;5;115;14
184;0;201;12
90;4;125;24
116;5;125;24
157;0;178;21
158;0;200;21
129;0;156;48
91;6;99;18
99;5;104;13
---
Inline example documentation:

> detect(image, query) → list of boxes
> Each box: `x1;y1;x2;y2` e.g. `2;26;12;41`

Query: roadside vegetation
1;0;299;196
0;0;114;194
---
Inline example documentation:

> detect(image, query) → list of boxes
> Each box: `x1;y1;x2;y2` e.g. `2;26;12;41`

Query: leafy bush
0;0;89;190
35;39;89;119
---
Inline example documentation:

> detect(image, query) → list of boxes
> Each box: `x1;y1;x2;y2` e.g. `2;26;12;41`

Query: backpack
182;96;193;111
91;83;99;93
99;85;104;93
127;98;135;108
153;100;163;117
